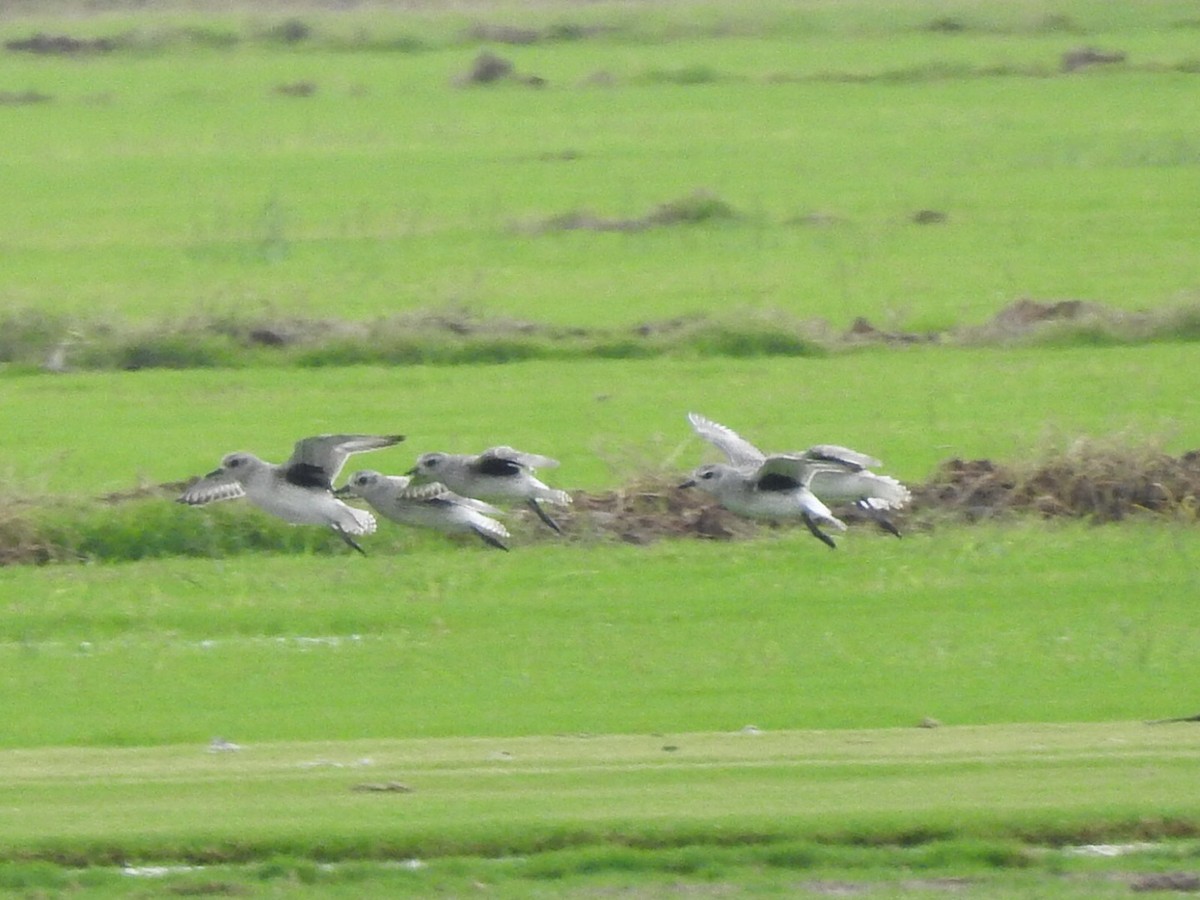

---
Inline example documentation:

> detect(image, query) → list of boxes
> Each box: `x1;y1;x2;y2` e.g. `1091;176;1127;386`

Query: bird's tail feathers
535;487;572;507
859;475;911;510
814;472;911;510
337;505;377;536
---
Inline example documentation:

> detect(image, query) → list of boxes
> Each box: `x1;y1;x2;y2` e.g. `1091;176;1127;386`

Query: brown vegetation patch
274;81;316;97
1062;46;1127;72
569;441;1200;543
166;882;248;897
526;189;738;234
925;17;967;34
578;70;618;88
530;442;1200;545
464;22;610;45
912;444;1200;524
989;298;1100;329
0;90;51;105
261;18;310;44
843;316;937;346
785;211;847;228
454;51;545;87
7;296;1200;372
564;477;758;545
464;24;541;46
1130;871;1200;892
5;32;115;54
0;503;53;566
911;209;947;224
958;296;1180;345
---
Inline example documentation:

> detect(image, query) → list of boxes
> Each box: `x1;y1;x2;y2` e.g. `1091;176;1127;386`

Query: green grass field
3;0;1200;894
4;523;1200;892
2;0;1199;337
5;523;1200;746
2;345;1198;497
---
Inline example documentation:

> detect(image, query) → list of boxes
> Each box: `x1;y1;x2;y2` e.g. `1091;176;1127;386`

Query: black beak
678;479;696;489
205;467;224;478
332;484;352;498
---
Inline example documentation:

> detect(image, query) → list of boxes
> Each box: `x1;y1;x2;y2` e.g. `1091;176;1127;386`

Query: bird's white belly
245;482;338;525
724;489;805;520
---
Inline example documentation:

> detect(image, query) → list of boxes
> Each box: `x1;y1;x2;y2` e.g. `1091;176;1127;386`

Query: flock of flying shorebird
177;413;912;553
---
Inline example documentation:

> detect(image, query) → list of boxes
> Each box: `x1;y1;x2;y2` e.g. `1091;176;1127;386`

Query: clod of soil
1062;46;1127;72
274;81;316;98
455;51;545;87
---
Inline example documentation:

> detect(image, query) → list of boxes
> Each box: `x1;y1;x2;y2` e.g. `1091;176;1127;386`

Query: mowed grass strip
2;722;1199;865
3;523;1199;747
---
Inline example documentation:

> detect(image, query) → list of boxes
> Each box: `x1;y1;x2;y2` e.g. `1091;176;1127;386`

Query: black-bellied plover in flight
686;412;910;537
680;458;848;549
336;470;511;551
177;433;404;554
407;446;571;534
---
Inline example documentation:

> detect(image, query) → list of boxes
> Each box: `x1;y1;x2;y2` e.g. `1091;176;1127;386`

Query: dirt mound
564;478;758;544
555;443;1200;543
989;298;1101;329
573;443;1200;542
454;51;545;87
914;446;1200;523
1062;46;1127;72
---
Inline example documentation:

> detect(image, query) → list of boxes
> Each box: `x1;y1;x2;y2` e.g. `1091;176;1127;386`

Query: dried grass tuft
913;439;1200;524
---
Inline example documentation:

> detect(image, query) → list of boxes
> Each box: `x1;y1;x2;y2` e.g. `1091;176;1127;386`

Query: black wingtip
527;499;563;535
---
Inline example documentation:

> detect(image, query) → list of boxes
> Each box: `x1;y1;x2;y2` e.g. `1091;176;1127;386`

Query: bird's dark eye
426;458;439;468
702;470;715;480
228;458;242;468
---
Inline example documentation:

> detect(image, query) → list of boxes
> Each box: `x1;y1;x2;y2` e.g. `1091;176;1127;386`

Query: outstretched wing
478;446;559;470
401;481;505;515
177;470;245;506
687;412;765;467
284;434;405;489
755;454;853;491
799;444;881;472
